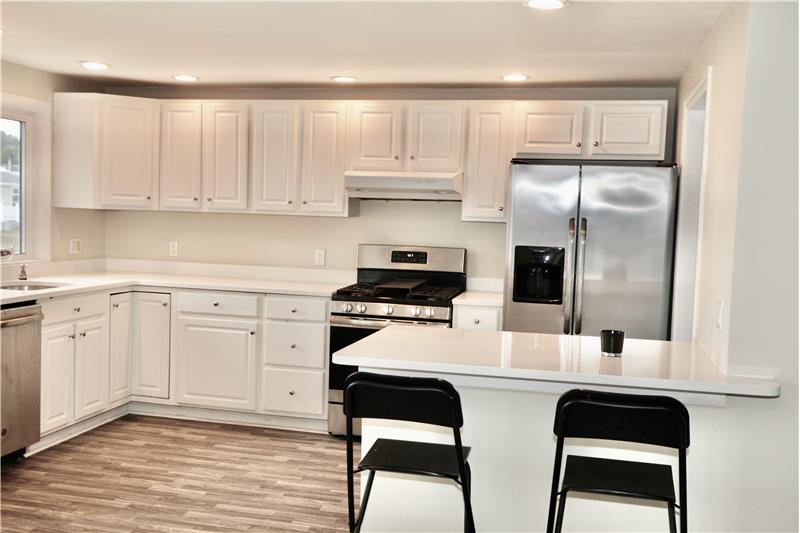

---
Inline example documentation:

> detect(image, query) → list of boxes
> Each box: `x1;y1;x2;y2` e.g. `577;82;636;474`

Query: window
1;117;26;254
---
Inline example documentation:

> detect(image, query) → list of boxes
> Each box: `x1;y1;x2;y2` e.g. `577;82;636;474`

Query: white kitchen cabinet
177;316;258;411
346;102;405;171
262;367;325;417
109;293;133;405
514;101;585;156
53;93;159;209
202;102;249;211
264;321;326;369
588;101;668;159
132;292;171;399
251;102;300;213
160;101;202;210
40;324;75;434
73;316;109;420
462;102;513;222
300;102;349;215
407;101;464;171
453;306;502;331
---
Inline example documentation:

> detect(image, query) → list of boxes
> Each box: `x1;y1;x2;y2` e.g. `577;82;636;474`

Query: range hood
345;170;463;200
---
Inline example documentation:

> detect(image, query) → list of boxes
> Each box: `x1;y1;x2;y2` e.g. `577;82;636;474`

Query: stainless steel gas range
327;244;467;436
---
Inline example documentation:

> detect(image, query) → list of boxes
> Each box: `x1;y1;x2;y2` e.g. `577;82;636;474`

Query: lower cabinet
132;292;171;398
109;293;133;405
73;316;110;420
262;367;325;417
40;323;76;434
177;316;258;411
454;305;502;331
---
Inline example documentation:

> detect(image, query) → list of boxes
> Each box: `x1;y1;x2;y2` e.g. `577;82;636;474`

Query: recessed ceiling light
502;73;529;82
524;0;567;9
331;76;357;83
80;61;110;71
173;75;198;82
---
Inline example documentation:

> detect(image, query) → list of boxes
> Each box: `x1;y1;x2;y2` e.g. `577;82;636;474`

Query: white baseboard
26;404;130;456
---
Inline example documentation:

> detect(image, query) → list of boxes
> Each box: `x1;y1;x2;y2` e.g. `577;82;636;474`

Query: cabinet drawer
262;367;325;417
265;321;326;369
454;307;501;331
178;291;259;318
41;293;108;325
264;296;327;322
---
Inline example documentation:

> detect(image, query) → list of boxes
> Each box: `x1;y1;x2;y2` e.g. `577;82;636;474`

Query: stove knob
357;304;368;314
412;306;422;317
385;305;394;315
344;303;354;312
425;308;436;318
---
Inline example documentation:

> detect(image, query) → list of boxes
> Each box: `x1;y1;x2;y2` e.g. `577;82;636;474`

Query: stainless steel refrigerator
504;162;677;340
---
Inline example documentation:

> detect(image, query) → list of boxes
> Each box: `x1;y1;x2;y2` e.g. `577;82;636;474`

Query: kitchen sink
1;282;63;291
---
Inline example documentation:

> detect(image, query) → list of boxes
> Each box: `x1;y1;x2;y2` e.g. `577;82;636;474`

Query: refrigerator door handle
563;217;576;334
574;217;588;334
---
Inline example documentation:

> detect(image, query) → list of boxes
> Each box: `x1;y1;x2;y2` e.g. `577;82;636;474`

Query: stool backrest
553;389;690;449
344;371;464;429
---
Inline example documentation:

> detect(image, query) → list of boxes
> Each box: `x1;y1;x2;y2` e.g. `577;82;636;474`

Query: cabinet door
251;102;300;212
589;101;667;159
262;367;325;418
462;102;512;222
407;102;464;171
514;101;585;156
160;101;202;210
109;293;133;405
202;102;249;211
300;102;348;214
100;96;159;208
74;316;109;420
177;317;257;410
40;324;75;434
132;292;171;399
346;102;404;171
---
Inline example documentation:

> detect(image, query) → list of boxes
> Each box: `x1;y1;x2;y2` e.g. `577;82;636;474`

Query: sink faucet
18;263;27;281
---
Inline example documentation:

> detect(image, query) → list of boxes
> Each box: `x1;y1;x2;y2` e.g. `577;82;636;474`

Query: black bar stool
343;371;475;533
546;389;690;533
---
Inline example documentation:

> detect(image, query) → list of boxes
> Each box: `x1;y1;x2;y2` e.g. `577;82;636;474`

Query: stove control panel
391;250;428;264
331;300;451;322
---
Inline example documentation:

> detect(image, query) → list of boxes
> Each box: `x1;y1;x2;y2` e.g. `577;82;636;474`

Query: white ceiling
0;1;728;86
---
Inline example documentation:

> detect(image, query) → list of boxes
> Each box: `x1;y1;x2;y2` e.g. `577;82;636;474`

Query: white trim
0;94;52;263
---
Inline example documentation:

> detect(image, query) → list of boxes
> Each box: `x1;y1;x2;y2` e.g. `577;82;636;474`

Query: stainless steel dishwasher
1;303;42;456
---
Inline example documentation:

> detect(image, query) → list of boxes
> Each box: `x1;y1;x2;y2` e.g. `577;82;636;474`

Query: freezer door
504;164;580;333
575;165;676;339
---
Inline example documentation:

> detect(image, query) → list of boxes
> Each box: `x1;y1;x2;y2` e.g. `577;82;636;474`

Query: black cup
600;330;625;356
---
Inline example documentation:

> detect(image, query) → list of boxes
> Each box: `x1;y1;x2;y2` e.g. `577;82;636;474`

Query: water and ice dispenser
512;246;565;304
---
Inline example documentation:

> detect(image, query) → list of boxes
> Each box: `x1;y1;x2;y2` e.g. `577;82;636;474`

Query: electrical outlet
169;241;179;257
314;249;326;266
68;238;81;255
715;297;725;329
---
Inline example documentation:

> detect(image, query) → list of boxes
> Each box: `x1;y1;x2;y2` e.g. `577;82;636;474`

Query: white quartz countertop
0;271;341;304
333;326;780;398
452;291;503;308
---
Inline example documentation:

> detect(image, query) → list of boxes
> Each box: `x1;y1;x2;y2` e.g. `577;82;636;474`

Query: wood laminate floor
1;415;359;533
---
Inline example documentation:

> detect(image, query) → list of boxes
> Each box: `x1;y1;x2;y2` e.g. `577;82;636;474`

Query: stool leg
667;502;677;533
554;492;567;533
462;461;476;533
354;470;376;533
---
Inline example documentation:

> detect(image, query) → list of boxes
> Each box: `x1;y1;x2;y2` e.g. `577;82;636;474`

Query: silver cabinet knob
162;302;168;307
576;142;582;148
193;197;199;201
394;155;399;160
593;141;600;147
79;331;87;337
68;333;76;340
207;197;213;202
302;200;308;205
290;343;296;349
112;303;119;309
498;207;504;212
409;155;415;160
289;390;295;396
290;307;297;313
146;195;152;200
288;200;293;205
474;318;480;325
212;302;220;307
73;307;81;313
250;330;256;335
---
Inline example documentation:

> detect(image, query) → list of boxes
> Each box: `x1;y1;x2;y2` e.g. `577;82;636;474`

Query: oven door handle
330;315;450;329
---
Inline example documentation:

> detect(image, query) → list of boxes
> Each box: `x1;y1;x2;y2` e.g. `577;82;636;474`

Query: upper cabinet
346;102;405;171
202;102;249;211
407;102;464;172
250;102;300;213
462;102;513;222
300;102;349;215
588;101;668;159
54;93;159;210
513;100;667;160
514;101;585;156
160;101;202;210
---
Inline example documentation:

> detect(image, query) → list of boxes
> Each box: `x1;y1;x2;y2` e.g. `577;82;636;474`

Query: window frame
1;94;51;263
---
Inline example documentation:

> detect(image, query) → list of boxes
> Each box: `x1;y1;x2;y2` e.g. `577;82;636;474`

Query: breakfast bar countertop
333;325;780;398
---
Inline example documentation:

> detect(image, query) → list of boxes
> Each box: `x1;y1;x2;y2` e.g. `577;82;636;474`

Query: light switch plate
169;241;179;257
314;249;326;266
68;238;81;255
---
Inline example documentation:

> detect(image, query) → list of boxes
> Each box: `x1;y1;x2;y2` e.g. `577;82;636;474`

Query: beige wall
676;4;749;367
1;60;107;260
105;200;506;278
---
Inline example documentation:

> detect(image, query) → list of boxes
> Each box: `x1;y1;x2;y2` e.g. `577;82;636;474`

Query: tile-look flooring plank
1;415;359;532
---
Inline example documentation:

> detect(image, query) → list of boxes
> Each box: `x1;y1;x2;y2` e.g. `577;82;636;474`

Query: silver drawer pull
290;307;297;313
74;307;81;313
288;390;295;396
474;318;480;325
162;302;169;307
212;302;220;307
290;343;296;349
79;331;87;337
68;334;75;340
